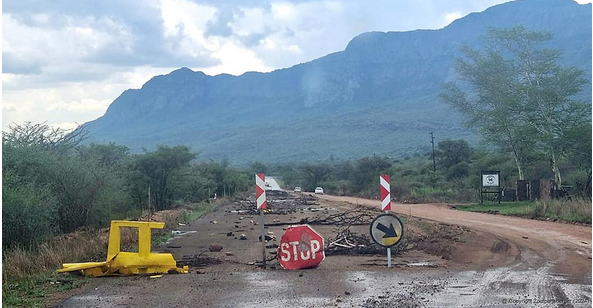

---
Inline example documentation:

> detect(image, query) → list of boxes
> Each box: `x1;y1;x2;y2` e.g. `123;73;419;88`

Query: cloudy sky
2;0;591;130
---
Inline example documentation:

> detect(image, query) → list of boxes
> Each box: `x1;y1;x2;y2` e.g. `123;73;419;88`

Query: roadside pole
380;175;392;268
255;173;268;269
260;209;266;268
386;210;391;268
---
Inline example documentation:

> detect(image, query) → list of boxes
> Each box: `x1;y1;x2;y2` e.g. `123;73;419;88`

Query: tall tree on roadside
132;145;197;210
441;26;590;184
500;27;590;187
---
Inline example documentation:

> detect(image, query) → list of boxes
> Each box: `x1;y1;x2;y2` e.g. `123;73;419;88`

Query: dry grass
536;198;592;224
2;207;191;283
2;228;138;283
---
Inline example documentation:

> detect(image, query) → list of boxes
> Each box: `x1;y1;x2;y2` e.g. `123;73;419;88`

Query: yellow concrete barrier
57;220;188;277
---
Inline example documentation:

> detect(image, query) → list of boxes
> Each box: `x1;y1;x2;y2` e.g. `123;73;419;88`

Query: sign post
380;175;392;267
369;214;404;249
480;171;501;204
255;173;267;268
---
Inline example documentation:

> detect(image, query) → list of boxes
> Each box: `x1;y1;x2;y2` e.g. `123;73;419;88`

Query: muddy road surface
57;193;592;308
314;194;592;282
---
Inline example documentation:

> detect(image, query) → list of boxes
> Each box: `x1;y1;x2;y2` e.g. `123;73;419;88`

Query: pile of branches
306;207;374;226
325;229;383;255
325;227;407;256
321;207;406;256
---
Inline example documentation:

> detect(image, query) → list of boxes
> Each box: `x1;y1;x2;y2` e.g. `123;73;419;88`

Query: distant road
264;176;282;191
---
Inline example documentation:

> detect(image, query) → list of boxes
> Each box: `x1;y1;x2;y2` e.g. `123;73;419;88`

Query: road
57;194;592;307
264;176;282;191
312;194;592;281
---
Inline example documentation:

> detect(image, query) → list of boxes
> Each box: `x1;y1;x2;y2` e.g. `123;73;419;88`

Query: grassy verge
2;201;222;308
152;201;220;245
2;272;89;308
456;199;591;224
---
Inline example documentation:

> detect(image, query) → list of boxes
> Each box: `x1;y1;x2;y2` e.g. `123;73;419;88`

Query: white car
314;187;324;194
294;186;302;193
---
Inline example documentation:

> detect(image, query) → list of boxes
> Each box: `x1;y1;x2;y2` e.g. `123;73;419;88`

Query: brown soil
54;191;592;307
314;193;592;281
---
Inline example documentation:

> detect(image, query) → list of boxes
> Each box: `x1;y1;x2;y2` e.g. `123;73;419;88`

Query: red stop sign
278;225;325;270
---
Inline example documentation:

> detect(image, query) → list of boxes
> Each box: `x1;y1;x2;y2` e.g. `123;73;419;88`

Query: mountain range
83;0;592;164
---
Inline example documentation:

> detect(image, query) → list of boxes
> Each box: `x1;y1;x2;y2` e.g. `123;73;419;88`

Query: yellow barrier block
57;220;188;277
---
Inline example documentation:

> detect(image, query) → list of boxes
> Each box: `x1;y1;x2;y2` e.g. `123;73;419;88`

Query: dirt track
56;193;592;307
314;194;592;282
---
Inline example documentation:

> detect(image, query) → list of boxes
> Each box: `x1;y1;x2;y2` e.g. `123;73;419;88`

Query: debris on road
209;244;223;252
325;229;386;256
177;254;222;268
259;234;274;242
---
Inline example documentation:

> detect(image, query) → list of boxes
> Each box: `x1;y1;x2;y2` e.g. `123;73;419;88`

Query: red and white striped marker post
380;174;392;268
255;173;267;268
255;173;267;210
380;175;391;211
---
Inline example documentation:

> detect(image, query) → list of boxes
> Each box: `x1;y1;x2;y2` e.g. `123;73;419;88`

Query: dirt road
314;194;592;281
56;194;592;307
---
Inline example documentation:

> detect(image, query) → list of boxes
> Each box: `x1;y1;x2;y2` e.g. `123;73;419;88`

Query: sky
2;0;592;130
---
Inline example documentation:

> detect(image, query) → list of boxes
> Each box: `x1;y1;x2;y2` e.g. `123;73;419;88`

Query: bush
2;178;56;249
446;162;471;180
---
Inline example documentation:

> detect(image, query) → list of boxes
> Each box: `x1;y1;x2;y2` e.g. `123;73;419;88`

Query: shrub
2;173;56;249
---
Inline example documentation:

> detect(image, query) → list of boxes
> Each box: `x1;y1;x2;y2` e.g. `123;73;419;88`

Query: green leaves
2;123;251;251
441;26;590;183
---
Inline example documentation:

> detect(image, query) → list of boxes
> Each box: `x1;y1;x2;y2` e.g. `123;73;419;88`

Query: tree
300;164;332;191
441;26;590;184
351;156;392;194
3;121;86;154
562;123;592;196
131;145;197;210
435;139;472;169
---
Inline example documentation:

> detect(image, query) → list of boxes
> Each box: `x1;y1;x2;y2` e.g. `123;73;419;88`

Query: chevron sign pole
380;174;392;267
255;173;267;210
380;174;391;211
255;173;267;268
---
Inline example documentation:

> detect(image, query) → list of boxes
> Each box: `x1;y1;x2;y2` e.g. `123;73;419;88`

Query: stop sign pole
380;174;392;268
256;173;267;269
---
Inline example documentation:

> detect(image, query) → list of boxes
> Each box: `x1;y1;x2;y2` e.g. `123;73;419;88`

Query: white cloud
203;41;272;75
50;122;81;131
445;11;463;25
47;99;112;112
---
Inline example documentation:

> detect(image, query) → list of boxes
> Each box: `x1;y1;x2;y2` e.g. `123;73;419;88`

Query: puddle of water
408;261;433;267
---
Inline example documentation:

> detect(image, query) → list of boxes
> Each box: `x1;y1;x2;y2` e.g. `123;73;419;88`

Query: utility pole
430;132;436;172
